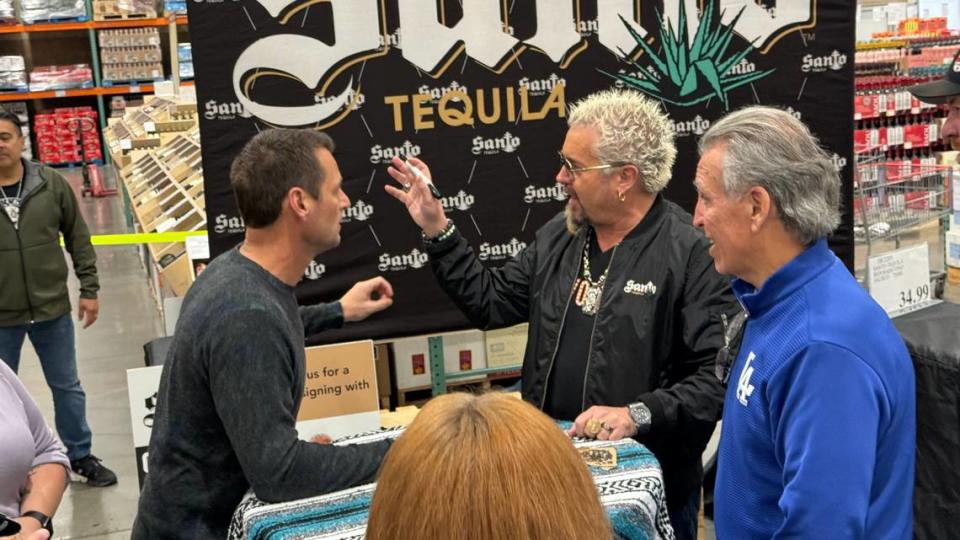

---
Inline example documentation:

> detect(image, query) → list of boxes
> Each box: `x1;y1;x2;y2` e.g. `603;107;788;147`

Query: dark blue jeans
0;313;92;461
669;488;702;540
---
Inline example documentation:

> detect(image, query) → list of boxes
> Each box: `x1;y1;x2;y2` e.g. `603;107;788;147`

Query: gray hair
698;106;840;245
568;89;676;193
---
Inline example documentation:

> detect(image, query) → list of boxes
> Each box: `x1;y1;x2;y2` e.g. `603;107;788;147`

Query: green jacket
0;160;99;326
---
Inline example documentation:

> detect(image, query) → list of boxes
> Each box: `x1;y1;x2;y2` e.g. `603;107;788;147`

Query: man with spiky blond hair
387;89;736;539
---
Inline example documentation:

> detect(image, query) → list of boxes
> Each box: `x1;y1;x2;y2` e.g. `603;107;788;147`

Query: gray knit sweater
132;248;390;539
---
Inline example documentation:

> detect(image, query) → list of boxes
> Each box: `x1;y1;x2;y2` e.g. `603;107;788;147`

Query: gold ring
585;418;602;437
402;183;411;193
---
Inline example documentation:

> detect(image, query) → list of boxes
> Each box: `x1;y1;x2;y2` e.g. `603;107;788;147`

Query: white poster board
127;365;164;489
867;243;940;317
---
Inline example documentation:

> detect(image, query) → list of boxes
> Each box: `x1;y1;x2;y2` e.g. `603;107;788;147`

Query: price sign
154;80;175;97
54;90;66;97
185;234;209;260
867;243;939;317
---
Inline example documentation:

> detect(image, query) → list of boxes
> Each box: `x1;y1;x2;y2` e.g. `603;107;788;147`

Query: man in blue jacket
693;106;915;539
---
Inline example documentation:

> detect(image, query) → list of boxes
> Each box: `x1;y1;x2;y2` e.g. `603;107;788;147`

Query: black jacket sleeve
425;228;536;330
208;311;389;502
637;237;736;450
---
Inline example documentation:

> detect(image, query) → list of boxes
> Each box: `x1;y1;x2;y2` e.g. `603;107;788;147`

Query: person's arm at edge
2;363;68;536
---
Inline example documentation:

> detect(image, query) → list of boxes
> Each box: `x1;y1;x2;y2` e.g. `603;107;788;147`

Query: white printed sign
867;243;940;317
185;234;209;260
127;365;164;489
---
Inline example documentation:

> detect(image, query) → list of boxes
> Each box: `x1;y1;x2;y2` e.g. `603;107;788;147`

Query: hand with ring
385;156;448;237
568;405;639;441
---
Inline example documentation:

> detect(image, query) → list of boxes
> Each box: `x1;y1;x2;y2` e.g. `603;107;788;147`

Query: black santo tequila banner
189;0;854;343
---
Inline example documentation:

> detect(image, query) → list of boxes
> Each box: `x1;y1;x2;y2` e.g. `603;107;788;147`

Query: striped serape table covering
229;424;674;540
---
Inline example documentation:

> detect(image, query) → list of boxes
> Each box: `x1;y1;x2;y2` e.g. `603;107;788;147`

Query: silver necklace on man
574;234;613;316
0;178;23;229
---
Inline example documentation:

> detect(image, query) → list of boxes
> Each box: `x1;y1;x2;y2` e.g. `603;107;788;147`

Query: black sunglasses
715;310;748;384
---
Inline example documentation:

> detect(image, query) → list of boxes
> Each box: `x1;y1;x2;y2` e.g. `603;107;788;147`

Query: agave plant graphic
602;0;775;108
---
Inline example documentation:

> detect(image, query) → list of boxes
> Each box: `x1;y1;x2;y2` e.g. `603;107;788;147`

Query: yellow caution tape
61;231;208;246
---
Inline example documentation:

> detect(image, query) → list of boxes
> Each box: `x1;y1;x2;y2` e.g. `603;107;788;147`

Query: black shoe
70;455;118;487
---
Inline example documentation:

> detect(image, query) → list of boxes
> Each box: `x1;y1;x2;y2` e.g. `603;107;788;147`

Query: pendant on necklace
1;198;19;228
581;283;602;316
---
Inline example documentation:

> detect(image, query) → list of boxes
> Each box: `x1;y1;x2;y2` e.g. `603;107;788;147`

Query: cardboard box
484;323;528;369
297;341;380;440
391;330;487;390
391;335;431;390
441;330;486;383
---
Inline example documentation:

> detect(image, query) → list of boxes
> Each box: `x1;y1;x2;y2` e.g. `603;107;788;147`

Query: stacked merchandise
163;0;184;14
99;28;164;83
0;56;28;92
91;0;156;20
34;107;102;165
18;0;87;23
2;102;33;160
178;43;192;80
854;17;958;276
854;17;958;167
109;95;127;118
28;64;93;91
0;0;15;23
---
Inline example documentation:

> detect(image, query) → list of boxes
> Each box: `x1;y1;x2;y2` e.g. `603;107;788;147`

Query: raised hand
384;156;448;237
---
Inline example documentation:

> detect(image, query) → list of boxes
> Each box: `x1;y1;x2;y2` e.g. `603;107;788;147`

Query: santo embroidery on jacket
737;352;756;406
623;280;657;296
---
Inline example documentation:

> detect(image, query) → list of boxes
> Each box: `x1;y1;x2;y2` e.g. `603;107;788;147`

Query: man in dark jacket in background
133;129;395;539
0;109;117;488
387;89;737;540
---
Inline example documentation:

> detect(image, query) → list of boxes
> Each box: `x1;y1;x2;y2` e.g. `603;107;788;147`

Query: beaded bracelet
422;219;456;244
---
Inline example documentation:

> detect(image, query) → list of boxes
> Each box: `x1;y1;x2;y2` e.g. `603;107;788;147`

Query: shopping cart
854;153;953;297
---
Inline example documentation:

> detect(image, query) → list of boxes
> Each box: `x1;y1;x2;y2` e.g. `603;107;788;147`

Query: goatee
565;204;585;235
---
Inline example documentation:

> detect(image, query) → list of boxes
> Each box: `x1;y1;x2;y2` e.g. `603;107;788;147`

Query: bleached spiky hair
567;89;677;193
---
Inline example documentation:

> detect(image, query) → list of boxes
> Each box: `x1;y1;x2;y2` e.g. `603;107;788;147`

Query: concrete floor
12;168;957;539
16;168;163;539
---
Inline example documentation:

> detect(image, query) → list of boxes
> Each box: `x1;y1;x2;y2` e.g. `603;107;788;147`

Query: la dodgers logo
737;352;756;406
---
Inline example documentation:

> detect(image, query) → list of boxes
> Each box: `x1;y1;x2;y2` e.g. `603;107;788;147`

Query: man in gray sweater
133;129;395;539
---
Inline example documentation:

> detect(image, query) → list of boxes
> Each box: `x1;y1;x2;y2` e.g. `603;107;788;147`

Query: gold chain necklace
574;235;611;316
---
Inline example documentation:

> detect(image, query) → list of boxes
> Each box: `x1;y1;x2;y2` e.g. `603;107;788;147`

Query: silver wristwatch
628;402;652;434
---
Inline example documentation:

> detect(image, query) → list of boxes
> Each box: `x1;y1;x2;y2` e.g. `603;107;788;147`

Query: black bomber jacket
425;195;739;511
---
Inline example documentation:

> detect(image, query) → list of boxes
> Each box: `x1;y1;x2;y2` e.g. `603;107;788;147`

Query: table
229;426;675;540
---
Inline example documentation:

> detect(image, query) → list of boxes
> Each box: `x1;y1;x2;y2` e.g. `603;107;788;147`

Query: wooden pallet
93;10;158;21
92;0;157;21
